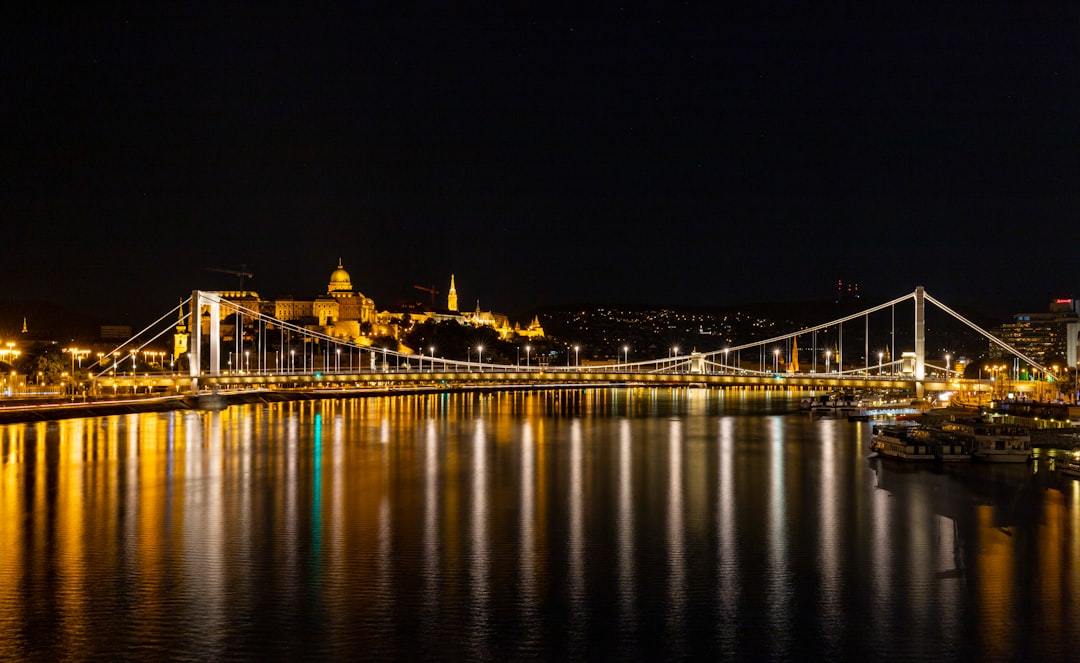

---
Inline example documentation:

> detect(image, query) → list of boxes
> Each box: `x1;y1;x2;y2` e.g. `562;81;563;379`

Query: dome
328;259;352;293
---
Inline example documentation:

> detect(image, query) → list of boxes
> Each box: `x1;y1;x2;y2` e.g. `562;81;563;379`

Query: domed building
211;260;541;352
253;259;378;339
328;260;353;294
318;259;376;329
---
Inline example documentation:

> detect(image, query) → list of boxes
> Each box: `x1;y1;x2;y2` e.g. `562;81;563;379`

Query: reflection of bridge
89;286;1056;398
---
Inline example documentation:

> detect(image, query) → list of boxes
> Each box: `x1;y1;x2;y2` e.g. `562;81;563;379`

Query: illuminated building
173;300;189;363
447;274;458;312
206;261;543;351
994;298;1080;366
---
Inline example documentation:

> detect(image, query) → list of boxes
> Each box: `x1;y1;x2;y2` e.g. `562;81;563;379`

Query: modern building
994;298;1080;367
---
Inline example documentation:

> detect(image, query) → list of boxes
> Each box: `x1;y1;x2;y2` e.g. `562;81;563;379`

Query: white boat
908;427;971;462
870;424;935;461
808;393;866;417
941;420;1031;463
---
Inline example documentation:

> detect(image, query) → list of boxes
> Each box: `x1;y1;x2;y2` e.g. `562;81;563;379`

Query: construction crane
413;284;439;308
206;264;254;291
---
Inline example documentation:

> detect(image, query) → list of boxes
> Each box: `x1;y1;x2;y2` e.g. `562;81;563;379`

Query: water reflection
617;419;635;656
0;389;1078;661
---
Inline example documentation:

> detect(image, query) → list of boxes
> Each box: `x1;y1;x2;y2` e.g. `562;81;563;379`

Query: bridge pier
914;285;926;397
189;290;223;393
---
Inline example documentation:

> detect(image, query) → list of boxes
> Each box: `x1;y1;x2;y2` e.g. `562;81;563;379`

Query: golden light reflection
666;418;687;655
716;416;738;657
0;389;1077;659
975;505;1016;659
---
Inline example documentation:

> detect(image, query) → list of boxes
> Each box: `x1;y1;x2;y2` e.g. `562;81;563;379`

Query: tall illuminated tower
173;300;189;364
447;274;458;312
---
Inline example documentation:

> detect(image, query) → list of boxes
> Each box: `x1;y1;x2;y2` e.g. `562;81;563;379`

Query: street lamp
63;347;87;396
574;344;580;368
290;349;295;374
477;345;483;372
623;345;629;367
336;348;341;373
878;351;883;376
723;347;729;374
945;354;951;379
429;346;435;372
773;348;779;374
825;350;832;375
525;345;531;369
672;346;679;373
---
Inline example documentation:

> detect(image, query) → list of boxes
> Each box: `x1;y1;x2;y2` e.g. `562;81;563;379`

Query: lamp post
429;346;435;372
623;345;629;368
477;345;483;372
63;347;83;397
525;345;531;369
825;350;831;375
773;348;779;374
723;348;729;374
290;349;295;374
878;351;883;376
574;344;580;368
672;346;679;373
945;354;951;379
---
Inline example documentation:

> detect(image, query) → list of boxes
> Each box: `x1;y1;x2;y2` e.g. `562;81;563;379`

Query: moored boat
941;419;1031;463
1055;450;1080;478
870;424;935;461
908;426;971;462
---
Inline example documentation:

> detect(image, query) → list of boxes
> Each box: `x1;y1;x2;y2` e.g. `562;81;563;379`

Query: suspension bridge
86;286;1060;400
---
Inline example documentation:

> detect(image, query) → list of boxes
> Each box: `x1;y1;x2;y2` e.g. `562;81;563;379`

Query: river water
0;388;1078;661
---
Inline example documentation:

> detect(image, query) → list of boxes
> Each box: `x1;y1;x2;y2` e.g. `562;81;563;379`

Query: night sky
3;4;1078;324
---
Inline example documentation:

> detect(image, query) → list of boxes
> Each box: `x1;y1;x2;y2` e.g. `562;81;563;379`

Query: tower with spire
447;274;458;312
173;300;189;367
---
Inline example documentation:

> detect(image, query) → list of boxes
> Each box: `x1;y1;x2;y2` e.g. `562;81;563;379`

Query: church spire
447;274;458;311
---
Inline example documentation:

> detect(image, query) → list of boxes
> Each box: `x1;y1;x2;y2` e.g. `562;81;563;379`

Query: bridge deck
89;370;988;396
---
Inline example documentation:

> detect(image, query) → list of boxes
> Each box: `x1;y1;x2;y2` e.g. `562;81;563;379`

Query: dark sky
3;4;1078;324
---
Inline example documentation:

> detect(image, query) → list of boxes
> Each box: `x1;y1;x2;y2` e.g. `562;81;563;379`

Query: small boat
809;392;865;417
870;424;935;461
1055;451;1080;478
847;409;871;422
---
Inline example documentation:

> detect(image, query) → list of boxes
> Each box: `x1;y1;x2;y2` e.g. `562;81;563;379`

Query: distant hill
0;300;105;342
522;296;1008;362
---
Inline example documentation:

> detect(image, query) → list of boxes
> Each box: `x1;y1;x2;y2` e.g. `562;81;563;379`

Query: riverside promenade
0;383;600;424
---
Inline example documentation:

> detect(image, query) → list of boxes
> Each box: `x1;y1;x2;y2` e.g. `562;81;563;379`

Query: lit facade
994;299;1080;366
203;262;543;352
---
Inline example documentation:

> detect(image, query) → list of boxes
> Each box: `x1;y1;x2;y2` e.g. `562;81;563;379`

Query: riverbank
0;383;603;424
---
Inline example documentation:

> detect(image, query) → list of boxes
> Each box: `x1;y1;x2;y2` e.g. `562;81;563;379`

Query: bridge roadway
92;369;987;396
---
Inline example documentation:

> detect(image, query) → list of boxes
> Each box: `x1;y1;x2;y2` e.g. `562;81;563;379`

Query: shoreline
0;383;604;424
